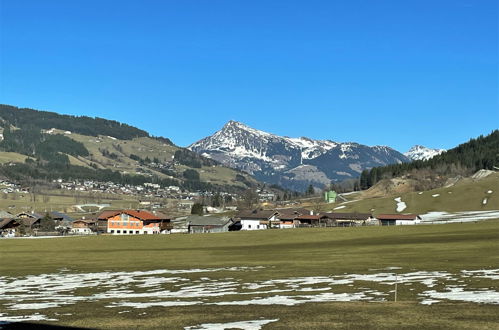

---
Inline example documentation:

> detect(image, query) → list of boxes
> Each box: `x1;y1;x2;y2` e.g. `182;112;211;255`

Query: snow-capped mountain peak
189;121;410;191
404;145;446;161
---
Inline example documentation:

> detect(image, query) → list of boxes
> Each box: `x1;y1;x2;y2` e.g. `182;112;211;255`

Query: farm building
237;209;280;230
15;212;43;230
320;213;375;227
98;210;172;234
377;214;422;226
294;214;321;227
276;213;298;229
187;215;233;233
71;219;97;235
0;218;19;237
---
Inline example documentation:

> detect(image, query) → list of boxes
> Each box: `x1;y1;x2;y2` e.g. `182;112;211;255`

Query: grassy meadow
1;220;499;329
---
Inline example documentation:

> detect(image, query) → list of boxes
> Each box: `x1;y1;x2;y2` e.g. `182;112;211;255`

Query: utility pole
394;274;398;302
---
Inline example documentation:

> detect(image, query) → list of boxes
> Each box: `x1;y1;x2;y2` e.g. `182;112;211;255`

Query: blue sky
1;0;497;151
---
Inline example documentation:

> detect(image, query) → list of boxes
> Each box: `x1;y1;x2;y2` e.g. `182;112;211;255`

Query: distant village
0;206;422;238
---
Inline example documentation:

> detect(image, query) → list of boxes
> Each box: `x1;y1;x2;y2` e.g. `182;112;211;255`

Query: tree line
0;104;149;140
359;130;499;190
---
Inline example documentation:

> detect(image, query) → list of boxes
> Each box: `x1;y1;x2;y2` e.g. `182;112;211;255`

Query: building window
117;230;121;234
123;230;127;234
136;231;139;234
121;213;129;222
111;230;114;234
248;224;251;229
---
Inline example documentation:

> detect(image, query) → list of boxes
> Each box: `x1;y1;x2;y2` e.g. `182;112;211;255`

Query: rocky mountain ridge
189;121;410;191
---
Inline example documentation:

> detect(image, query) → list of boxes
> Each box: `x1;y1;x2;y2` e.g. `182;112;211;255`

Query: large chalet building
97;210;172;235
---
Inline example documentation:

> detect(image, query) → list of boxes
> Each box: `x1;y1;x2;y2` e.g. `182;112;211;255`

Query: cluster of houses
0;207;422;237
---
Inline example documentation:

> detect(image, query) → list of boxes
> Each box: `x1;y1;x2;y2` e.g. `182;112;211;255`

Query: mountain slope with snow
404;145;446;161
189;121;410;191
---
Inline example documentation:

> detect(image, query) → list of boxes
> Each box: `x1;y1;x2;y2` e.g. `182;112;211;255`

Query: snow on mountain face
189;121;410;191
404;145;446;161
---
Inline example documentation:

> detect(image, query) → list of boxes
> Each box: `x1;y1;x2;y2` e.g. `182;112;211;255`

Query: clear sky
1;0;497;151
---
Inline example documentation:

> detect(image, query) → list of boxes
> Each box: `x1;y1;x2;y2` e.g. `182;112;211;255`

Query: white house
237;209;279;230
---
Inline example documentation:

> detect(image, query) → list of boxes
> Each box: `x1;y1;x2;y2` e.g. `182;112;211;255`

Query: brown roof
277;213;298;221
237;209;279;220
124;210;163;220
0;218;19;229
97;210;169;221
377;214;420;220
18;217;40;227
276;208;311;215
321;213;372;220
97;210;121;220
295;214;321;220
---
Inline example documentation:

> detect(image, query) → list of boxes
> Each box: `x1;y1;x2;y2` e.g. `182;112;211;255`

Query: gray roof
187;215;231;226
50;212;74;222
0;211;14;219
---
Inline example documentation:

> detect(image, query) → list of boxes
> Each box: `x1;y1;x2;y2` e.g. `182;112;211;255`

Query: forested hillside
0;104;151;140
0;105;257;192
360;130;499;189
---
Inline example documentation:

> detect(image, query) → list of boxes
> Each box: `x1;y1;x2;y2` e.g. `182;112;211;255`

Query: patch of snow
394;197;407;212
461;269;499;280
487;190;493;194
432;194;440;197
420;210;499;224
184;319;279;330
421;287;499;305
0;313;57;323
472;170;494;180
483;198;488;205
333;205;346;210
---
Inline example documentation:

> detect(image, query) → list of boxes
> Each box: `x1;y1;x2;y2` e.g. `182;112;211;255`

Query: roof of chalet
16;212;43;220
97;210;121;220
320;213;373;220
295;214;321;220
17;217;40;227
0;218;19;229
97;210;170;221
187;215;231;226
376;214;421;220
276;208;312;215
237;209;279;220
277;213;298;220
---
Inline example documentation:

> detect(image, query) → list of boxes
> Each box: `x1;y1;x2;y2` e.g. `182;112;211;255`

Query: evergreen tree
306;184;315;195
191;203;204;215
39;213;56;232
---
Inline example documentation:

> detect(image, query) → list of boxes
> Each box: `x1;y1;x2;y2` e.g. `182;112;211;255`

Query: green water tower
324;190;337;203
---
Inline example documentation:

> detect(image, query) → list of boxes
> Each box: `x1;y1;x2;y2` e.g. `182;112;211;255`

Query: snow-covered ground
420;210;499;223
1;266;498;324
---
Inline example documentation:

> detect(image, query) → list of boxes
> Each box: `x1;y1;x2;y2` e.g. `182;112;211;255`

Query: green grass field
1;221;499;329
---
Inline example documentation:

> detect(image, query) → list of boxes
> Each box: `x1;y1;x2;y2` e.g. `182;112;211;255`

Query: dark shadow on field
0;323;94;330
